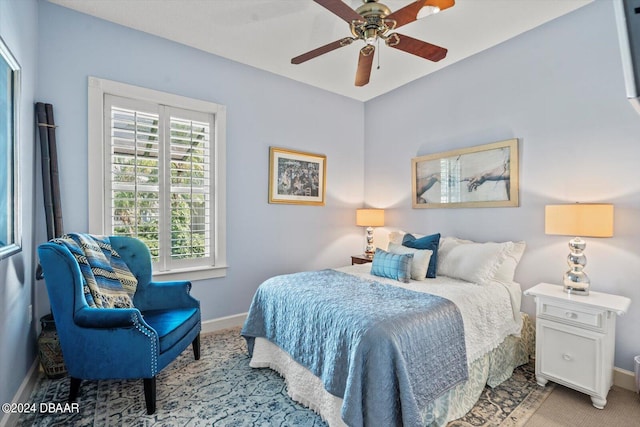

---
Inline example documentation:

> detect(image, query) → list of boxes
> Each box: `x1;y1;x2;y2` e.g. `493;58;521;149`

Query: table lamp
545;203;614;295
356;209;385;259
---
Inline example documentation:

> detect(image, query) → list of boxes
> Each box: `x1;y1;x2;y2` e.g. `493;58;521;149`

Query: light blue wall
364;1;640;371
0;0;39;410
4;0;640;408
35;0;365;324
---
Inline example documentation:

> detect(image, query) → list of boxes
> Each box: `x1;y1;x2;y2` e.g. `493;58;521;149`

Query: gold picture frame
269;147;326;206
412;139;519;209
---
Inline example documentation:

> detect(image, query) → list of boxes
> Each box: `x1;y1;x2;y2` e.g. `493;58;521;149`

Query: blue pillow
370;248;413;283
402;233;441;278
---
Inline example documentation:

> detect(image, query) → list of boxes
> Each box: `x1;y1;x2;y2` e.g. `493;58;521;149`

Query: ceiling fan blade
385;1;423;28
355;45;375;87
386;0;455;29
314;0;363;23
291;37;354;64
386;33;447;62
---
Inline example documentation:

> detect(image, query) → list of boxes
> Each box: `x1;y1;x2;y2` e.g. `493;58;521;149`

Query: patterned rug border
500;382;555;426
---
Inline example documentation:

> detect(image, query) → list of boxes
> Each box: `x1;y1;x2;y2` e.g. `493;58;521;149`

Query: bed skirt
249;312;534;427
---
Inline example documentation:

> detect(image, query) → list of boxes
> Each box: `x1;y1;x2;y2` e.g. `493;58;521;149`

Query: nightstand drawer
540;301;603;330
538;320;601;394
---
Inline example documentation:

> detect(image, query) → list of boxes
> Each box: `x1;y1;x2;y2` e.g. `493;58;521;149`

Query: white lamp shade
356;209;385;227
545;204;614;237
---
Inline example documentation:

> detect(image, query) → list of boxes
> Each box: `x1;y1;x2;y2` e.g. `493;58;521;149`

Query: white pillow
437;237;524;285
388;230;407;246
494;241;526;282
388;230;425;246
387;242;432;281
437;236;473;273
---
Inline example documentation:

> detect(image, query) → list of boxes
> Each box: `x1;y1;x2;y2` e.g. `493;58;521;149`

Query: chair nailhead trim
131;313;158;375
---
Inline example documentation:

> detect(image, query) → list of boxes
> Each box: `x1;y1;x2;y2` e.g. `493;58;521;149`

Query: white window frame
0;36;21;260
88;77;227;281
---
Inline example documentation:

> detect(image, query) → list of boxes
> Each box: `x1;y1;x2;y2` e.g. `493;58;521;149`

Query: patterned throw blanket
52;233;138;308
242;269;468;427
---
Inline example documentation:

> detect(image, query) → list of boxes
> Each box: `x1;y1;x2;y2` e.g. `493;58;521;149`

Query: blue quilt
241;269;468;426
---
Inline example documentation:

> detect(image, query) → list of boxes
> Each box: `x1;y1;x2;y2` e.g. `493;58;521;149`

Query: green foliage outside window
112;116;208;262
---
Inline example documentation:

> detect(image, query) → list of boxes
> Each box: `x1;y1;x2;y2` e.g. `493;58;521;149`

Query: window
0;36;21;260
89;78;226;280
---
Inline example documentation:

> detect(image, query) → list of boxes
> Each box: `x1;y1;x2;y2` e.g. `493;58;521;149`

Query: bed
241;233;533;426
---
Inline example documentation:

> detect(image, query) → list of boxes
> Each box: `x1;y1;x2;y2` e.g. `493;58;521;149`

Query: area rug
17;327;553;426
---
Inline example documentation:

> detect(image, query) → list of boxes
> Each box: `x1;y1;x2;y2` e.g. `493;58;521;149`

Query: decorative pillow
387;242;432;281
370;248;413;283
437;237;523;285
402;233;440;278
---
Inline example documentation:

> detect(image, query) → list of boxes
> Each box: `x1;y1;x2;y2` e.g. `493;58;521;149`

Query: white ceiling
48;0;593;102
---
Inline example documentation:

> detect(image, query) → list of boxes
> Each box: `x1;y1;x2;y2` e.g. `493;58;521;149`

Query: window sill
152;264;228;282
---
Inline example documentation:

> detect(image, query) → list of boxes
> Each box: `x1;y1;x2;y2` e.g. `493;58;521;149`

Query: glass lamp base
563;237;590;295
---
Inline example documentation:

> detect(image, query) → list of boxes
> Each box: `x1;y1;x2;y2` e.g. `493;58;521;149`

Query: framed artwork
269;147;326;206
0;36;21;259
412;139;519;209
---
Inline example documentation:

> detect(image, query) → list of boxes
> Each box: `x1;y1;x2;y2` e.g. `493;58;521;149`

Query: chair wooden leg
192;334;201;360
68;377;81;403
143;377;156;415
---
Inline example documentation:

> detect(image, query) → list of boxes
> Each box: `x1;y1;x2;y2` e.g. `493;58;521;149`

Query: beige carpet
525;384;640;427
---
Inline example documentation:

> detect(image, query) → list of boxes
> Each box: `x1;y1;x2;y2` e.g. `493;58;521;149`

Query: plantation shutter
104;95;214;271
165;107;213;270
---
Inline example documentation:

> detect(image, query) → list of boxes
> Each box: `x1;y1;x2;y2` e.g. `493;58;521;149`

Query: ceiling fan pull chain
377;37;381;70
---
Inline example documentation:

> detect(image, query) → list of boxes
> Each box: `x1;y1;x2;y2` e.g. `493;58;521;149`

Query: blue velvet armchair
37;236;201;415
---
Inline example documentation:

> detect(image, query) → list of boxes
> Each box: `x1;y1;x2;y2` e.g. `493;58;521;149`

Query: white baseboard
201;312;247;334
0;360;40;427
614;367;637;392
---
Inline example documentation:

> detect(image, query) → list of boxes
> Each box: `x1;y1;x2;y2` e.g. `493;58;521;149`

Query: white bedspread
333;264;521;364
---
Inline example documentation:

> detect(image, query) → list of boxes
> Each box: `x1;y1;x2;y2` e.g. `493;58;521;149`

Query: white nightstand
524;283;631;409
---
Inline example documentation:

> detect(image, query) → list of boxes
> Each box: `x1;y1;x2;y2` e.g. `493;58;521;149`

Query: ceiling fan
291;0;455;87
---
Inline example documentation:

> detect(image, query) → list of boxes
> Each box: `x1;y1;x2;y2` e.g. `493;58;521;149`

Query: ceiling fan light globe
417;6;440;19
363;27;379;43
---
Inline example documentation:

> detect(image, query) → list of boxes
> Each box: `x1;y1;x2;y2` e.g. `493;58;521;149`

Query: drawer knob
565;311;578;319
562;353;573;361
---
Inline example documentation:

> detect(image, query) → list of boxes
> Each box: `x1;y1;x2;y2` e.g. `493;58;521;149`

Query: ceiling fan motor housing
355;0;391;19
